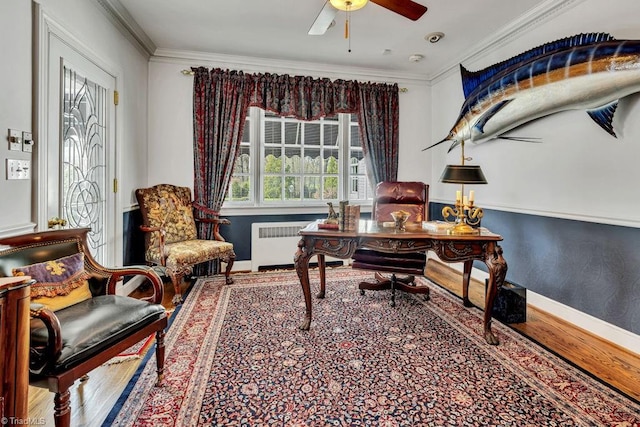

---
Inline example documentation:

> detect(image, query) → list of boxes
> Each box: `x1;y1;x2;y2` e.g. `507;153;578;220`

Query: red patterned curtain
247;73;359;119
192;68;252;275
356;82;400;183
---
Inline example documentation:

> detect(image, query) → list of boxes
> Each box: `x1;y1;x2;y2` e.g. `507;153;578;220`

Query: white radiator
251;221;347;271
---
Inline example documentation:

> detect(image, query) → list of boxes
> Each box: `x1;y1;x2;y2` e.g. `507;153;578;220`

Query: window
226;107;373;207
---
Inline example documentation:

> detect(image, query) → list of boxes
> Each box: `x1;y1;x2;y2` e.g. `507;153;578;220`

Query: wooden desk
294;220;507;345
0;276;32;422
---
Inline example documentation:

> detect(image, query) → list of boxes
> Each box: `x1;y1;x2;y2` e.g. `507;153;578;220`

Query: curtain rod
180;69;408;92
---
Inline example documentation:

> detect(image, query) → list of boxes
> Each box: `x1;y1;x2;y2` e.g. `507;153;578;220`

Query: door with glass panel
45;35;116;266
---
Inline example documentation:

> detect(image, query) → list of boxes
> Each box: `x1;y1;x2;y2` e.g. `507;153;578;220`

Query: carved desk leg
317;254;326;299
295;237;313;330
461;260;473;307
483;243;508;345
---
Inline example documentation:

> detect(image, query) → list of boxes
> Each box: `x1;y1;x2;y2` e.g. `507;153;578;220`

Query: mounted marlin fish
426;32;640;152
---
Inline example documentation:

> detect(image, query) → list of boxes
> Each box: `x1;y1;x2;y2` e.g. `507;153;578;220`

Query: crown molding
93;0;156;57
430;0;587;83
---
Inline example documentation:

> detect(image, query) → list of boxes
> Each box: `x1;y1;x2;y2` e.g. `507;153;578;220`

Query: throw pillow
13;252;92;311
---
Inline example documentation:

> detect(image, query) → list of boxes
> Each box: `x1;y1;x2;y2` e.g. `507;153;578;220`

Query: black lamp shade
440;165;488;184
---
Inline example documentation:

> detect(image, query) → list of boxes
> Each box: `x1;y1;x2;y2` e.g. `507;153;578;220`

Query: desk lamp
440;140;487;235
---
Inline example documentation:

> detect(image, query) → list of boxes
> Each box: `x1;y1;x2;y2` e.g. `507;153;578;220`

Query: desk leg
317;254;326;299
483;244;508;345
461;260;473;307
295;238;313;330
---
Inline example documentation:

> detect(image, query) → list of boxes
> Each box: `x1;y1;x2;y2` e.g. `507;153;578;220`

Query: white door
43;34;117;266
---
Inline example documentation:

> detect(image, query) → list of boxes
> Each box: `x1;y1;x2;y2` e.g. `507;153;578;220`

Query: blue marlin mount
426;32;640;152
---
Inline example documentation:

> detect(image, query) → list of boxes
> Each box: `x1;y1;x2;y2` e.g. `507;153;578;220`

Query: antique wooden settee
0;228;168;427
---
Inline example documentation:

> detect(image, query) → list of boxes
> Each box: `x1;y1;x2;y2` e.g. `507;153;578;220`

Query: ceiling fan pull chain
346;4;351;52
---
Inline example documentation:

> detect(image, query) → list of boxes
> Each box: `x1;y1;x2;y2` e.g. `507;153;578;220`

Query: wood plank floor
28;263;640;425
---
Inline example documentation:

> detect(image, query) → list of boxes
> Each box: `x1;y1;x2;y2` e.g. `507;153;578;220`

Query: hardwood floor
28;263;640;425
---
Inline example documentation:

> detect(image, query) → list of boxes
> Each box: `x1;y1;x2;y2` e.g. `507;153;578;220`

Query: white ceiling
107;0;556;79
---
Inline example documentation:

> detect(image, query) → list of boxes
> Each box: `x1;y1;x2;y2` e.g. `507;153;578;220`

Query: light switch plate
22;131;33;152
6;159;31;180
8;129;22;151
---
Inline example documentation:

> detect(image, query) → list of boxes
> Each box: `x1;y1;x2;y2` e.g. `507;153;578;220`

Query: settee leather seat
30;295;166;374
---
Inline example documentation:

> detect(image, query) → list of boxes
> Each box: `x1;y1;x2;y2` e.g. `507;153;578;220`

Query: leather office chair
352;181;430;306
136;184;236;304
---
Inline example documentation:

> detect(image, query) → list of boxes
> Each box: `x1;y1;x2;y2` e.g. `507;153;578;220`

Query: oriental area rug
104;268;640;426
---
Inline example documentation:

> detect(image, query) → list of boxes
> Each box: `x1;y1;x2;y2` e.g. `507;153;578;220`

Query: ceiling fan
308;0;428;36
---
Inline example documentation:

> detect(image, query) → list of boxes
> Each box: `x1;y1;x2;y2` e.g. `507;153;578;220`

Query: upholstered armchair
135;184;235;304
0;228;167;427
352;181;431;306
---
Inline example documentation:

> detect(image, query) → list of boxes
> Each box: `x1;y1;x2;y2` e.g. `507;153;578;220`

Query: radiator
251;221;347;271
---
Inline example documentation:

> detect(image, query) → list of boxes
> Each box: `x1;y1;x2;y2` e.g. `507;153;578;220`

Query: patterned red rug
104;268;640;426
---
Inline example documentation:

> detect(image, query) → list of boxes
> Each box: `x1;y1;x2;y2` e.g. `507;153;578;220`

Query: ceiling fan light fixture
330;0;368;12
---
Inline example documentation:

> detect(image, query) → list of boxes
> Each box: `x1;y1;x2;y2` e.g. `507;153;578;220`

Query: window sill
221;203;372;217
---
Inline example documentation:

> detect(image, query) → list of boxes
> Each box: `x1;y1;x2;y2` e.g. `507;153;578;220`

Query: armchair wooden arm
29;304;62;375
194;216;231;241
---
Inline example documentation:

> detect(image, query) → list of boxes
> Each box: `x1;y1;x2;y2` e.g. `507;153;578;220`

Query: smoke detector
425;32;445;43
408;54;424;63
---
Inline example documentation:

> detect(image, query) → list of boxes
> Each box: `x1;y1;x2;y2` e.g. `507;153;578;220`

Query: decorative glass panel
62;66;107;263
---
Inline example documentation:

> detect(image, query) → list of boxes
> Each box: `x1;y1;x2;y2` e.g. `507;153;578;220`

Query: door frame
34;3;123;265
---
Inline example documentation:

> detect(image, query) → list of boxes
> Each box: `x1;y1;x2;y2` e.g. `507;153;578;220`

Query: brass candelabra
442;189;483;235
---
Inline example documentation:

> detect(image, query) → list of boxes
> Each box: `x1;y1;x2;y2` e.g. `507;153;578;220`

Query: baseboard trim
427;254;640;355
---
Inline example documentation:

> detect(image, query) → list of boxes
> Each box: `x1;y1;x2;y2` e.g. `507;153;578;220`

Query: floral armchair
135;184;235;304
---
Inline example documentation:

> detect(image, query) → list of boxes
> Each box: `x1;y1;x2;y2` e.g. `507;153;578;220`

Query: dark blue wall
430;202;640;335
123;210;371;262
125;205;640;334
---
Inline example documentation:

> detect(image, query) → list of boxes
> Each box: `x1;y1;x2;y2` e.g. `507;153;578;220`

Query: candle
456;190;461;202
463;195;469;206
469;190;475;204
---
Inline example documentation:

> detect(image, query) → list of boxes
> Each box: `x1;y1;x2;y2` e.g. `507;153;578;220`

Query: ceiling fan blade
308;1;338;35
371;0;427;21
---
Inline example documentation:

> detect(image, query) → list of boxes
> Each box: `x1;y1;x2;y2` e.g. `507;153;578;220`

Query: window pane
265;120;281;144
350;124;360;147
229;176;250;201
324;124;339;147
304;176;321;200
284;176;300;201
285;122;301;144
323;176;338;200
263;176;282;201
304;123;321;146
264;150;282;173
303;148;321;173
233;147;250;174
324;150;339;173
284;147;301;173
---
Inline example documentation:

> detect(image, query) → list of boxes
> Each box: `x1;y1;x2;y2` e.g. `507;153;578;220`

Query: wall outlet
6;159;31;180
8;129;22;151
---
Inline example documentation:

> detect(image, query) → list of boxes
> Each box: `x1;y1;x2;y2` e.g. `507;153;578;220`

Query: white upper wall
429;0;640;227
